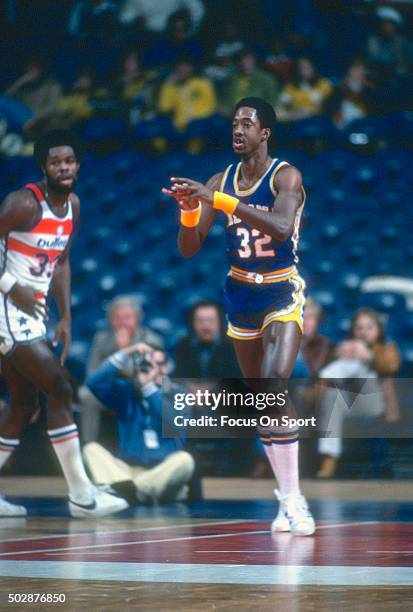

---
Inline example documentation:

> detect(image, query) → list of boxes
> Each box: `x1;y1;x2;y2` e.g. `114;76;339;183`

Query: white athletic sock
264;438;300;497
48;424;93;504
0;436;19;471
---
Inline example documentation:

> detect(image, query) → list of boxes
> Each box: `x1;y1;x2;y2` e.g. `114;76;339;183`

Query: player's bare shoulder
0;187;40;232
274;164;303;191
206;171;225;191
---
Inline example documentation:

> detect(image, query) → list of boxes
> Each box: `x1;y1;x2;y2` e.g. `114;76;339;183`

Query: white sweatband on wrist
0;271;17;294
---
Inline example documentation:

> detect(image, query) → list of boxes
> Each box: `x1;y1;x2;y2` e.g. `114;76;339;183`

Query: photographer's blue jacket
86;353;181;466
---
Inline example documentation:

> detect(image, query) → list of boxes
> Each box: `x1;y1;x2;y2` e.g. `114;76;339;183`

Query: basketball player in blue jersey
163;97;315;535
0;130;127;517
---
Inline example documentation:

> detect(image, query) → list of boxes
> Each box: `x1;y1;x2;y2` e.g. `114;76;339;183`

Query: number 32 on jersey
237;227;275;258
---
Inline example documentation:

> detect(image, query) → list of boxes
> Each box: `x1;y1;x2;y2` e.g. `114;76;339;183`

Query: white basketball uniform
0;183;73;355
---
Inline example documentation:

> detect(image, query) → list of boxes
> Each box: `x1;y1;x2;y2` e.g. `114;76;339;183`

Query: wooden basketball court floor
0;478;412;611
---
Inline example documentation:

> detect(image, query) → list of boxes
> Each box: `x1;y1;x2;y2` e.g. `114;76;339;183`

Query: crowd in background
0;1;413;152
0;1;409;500
67;295;401;492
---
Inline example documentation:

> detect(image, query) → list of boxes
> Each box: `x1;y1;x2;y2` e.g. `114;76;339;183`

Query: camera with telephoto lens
132;351;153;373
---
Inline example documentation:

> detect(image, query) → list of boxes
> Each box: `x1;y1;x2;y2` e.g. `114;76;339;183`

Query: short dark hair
187;300;223;332
34;129;83;168
234;97;277;132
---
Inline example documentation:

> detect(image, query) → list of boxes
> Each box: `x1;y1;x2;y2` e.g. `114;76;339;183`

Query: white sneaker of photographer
271;489;315;536
69;487;129;518
0;495;27;517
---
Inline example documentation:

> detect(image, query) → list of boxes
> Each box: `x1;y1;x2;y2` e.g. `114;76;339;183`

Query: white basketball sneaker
69;487;129;518
271;489;315;536
0;495;27;517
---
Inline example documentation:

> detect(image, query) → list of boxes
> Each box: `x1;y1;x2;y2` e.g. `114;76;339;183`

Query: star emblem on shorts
0;336;6;345
21;329;32;338
18;316;28;326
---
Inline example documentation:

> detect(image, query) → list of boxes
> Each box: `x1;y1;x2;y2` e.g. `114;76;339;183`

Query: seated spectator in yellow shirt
276;56;332;122
158;56;217;131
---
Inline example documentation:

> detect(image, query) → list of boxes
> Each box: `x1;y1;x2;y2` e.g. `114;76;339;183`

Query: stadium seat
132;117;176;143
358;292;406;315
344;117;390;150
286;116;341;149
81;118;129;150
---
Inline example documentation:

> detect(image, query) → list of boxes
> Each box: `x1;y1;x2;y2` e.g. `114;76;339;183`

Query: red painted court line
0;522;413;567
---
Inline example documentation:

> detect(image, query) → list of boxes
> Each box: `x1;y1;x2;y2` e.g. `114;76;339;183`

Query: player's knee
48;374;73;405
1;413;25;438
261;362;290;379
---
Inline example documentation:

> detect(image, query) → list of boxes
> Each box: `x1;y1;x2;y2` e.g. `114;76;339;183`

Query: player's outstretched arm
170;166;303;242
51;194;80;365
0;190;46;319
163;172;222;258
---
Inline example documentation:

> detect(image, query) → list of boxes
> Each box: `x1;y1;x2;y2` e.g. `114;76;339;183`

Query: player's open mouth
233;139;245;149
59;176;73;184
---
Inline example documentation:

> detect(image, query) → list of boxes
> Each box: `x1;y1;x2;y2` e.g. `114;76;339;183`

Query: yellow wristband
213;191;239;215
180;203;202;227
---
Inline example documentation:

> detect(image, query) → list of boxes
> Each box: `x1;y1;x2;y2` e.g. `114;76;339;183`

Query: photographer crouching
83;343;195;504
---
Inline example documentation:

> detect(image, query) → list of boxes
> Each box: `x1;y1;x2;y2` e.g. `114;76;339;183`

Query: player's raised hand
170;177;214;206
161;183;199;210
53;317;71;366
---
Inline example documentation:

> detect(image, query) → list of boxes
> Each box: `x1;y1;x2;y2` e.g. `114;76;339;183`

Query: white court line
0;519;388;545
0;519;245;544
0;521;388;557
195;550;292;553
0;561;412;586
368;551;413;555
0;530;269;557
316;521;380;530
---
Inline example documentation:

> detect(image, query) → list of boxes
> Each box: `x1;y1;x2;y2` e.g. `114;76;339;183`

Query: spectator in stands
57;67;96;128
67;0;119;42
293;298;335;378
117;49;159;125
119;0;205;35
276;56;332;122
174;301;240;378
3;57;62;138
79;295;163;443
158;55;217;150
84;343;195;503
317;308;401;478
264;37;293;85
324;57;375;129
220;49;279;116
367;7;413;81
204;20;245;99
146;10;204;68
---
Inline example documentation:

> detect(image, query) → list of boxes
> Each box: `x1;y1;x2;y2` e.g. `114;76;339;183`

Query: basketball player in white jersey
0;130;128;517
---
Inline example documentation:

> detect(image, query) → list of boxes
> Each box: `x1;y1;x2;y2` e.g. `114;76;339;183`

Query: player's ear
261;128;271;142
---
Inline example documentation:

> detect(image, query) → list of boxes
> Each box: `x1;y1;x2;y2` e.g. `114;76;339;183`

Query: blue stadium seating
2;144;411;373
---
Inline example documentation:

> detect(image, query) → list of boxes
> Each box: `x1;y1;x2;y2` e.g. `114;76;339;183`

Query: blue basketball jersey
220;158;305;273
